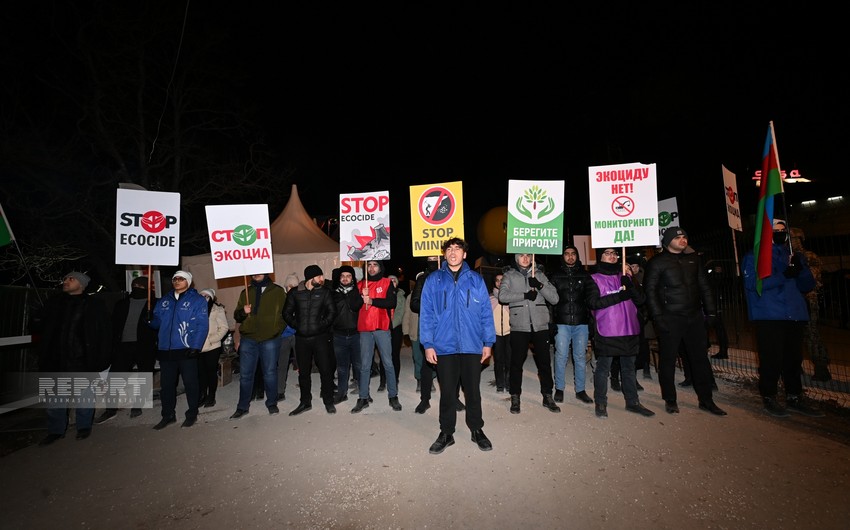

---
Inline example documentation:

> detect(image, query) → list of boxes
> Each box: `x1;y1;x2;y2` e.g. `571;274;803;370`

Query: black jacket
332;283;361;336
644;250;716;320
282;284;337;338
111;295;158;350
549;260;592;326
36;293;112;372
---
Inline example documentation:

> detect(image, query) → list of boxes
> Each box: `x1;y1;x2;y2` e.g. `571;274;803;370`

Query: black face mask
773;232;788;245
130;287;147;299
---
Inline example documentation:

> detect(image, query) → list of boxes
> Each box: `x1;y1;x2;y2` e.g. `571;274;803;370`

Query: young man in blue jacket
742;219;824;418
149;270;208;429
419;237;496;454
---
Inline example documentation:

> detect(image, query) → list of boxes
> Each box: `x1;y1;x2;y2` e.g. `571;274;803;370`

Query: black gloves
187;348;201;358
783;255;801;278
620;275;634;289
524;290;538;301
527;276;543;289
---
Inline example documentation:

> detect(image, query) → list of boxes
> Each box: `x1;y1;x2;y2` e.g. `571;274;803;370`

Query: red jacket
357;276;394;332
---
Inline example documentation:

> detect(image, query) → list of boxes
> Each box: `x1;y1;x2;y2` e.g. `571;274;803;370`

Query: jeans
238;336;281;410
553;324;589;393
46;383;95;435
358;330;397;398
334;333;360;396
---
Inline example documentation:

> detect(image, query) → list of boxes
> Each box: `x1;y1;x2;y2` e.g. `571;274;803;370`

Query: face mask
131;287;147;299
773;232;788;245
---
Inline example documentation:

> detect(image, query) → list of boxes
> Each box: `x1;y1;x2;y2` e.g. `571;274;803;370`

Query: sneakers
554;389;564;403
229;409;249;420
95;410;117;424
575;391;594;404
389;396;402;411
325;403;337;414
542;394;561;413
595;403;608;418
471;429;493;451
268;405;280;415
625;403;655;417
698;401;727;416
333;394;348;405
787;396;825;417
415;400;430;414
351;398;370;413
153;417;177;430
763;397;790;418
665;401;680;414
429;432;455;454
510;395;520;414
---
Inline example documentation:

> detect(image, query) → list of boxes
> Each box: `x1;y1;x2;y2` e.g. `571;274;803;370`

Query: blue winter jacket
149;288;209;351
419;261;496;355
742;243;815;321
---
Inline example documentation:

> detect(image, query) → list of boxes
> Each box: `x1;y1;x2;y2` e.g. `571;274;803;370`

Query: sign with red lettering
339;191;391;262
205;204;273;279
115;189;181;266
588;162;659;248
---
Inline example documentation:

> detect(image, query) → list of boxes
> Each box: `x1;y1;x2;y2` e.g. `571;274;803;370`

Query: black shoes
455;400;465;412
786;396;824;417
39;433;64;447
610;378;622;391
230;409;249;420
415;400;430;414
635;381;644;391
153;417;177;430
699;401;728;416
471;429;492;451
203;399;216;408
665;401;680;414
542;394;561;413
333;394;348;405
389;397;402;411
325;403;336;414
130;408;143;418
711;353;729;359
510;395;520;414
416;380;421;393
351;398;370;413
95;410;117;424
625;403;656;417
429;432;455;454
554;389;564;403
289;402;311;416
576;391;594;404
75;428;92;440
595;403;608;418
378;379;387;392
268;405;280;415
181;417;197;428
276;392;286;402
679;379;692;387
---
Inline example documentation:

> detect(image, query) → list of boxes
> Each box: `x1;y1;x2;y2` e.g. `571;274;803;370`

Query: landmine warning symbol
612;196;634;217
418;187;455;225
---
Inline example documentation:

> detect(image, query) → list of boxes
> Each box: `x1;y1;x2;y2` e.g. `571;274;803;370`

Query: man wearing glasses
149;270;209;429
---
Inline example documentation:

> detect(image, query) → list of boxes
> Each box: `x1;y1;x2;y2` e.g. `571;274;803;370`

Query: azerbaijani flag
0;202;15;247
753;122;785;295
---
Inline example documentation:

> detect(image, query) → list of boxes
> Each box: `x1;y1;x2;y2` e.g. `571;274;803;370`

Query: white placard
115;189;181;266
339;191;391;262
588;162;659;249
205;204;273;279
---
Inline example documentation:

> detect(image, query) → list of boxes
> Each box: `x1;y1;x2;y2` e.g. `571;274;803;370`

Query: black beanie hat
661;227;687;248
304;264;324;280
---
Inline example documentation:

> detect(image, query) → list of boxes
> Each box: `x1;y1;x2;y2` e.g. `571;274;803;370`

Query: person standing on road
742;220;824;418
419;237;495;454
644;228;726;416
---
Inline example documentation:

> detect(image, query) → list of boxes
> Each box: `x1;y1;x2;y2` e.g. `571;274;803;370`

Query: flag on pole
753;122;785;295
0;202;15;247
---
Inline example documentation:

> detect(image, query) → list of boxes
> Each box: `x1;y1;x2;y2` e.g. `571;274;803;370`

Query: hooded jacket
549;248;592;326
498;256;558;333
332;266;362;336
742;242;815;321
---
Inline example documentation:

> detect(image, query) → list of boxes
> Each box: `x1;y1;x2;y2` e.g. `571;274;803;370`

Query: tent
181;184;341;327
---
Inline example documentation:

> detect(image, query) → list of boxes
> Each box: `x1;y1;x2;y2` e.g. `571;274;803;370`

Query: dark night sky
3;2;846;275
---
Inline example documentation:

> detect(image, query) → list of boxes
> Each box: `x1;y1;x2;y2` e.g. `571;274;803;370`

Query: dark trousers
295;333;336;405
755;320;805;397
107;340;156;412
508;330;554;396
159;354;200;420
492;334;511;389
198;347;221;401
435;354;483;435
657;314;714;404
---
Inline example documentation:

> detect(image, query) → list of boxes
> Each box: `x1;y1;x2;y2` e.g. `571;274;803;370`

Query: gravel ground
1;346;849;529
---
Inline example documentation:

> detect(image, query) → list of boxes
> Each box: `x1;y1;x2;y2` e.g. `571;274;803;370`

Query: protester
148;270;209;429
644;228;726;416
198;288;230;408
230;273;287;419
38;271;111;445
489;273;511;393
498;253;560;414
282;265;338;415
419;237;496;454
277;274;301;401
549;245;594;404
332;265;361;404
742;220;824;417
351;260;401;413
587;248;655;418
95;276;156;424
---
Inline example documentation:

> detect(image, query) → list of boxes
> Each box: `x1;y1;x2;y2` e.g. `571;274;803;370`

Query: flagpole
0;203;44;305
769;121;794;257
731;228;741;277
